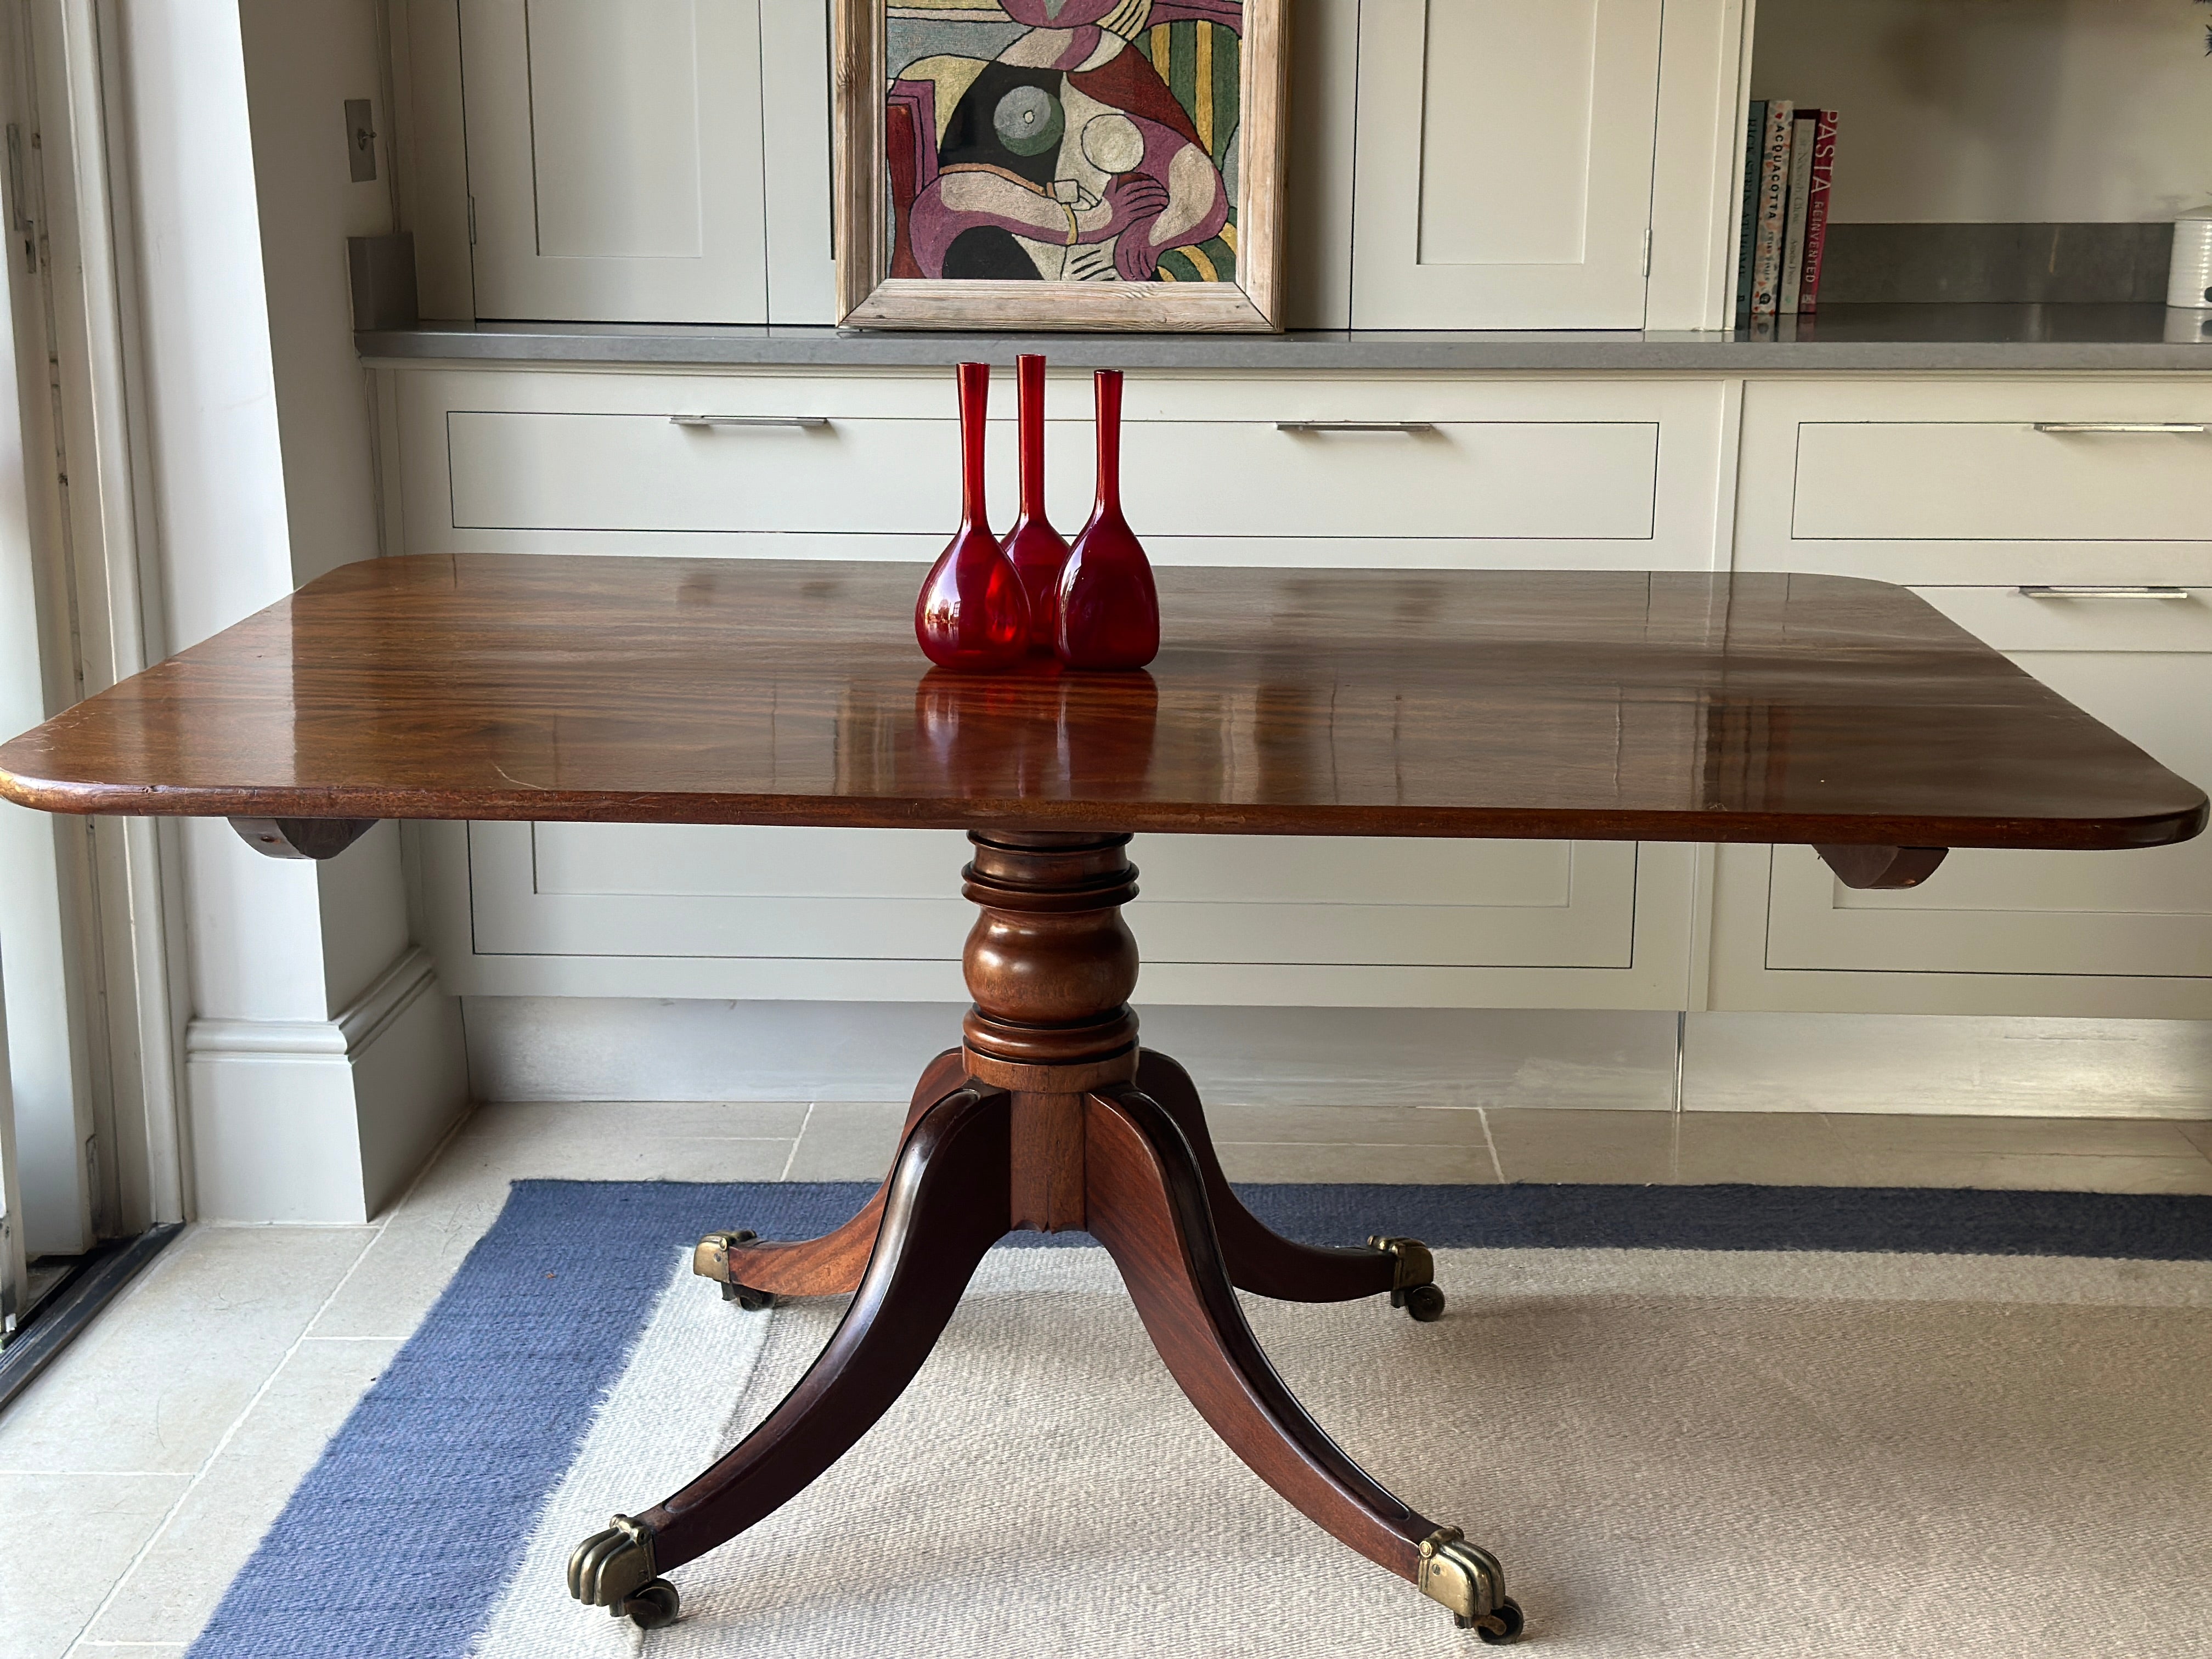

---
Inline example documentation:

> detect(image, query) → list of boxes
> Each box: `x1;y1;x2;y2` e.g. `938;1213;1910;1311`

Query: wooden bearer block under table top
1;555;2203;1644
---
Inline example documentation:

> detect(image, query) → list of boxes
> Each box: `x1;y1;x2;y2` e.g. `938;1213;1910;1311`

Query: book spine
1733;100;1765;326
1798;108;1838;314
1749;100;1793;319
1779;112;1816;313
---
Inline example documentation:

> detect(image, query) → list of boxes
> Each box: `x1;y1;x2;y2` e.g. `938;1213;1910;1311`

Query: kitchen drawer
1758;592;2212;986
444;410;1658;543
393;368;1728;567
1914;585;2212;653
1734;380;2212;586
1792;421;2212;543
471;822;1640;972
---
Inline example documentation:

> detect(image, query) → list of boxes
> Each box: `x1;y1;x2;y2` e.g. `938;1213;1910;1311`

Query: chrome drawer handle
2016;585;2191;600
1275;421;1437;433
669;415;831;429
2031;421;2206;435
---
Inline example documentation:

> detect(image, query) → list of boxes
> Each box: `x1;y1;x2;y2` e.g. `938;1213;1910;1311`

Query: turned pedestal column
961;830;1141;1234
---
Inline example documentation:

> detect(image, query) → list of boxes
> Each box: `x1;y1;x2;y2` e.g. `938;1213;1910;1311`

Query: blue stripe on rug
187;1179;2212;1658
1229;1182;2212;1262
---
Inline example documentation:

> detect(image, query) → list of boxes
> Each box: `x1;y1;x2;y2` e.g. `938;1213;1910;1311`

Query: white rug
475;1244;2212;1658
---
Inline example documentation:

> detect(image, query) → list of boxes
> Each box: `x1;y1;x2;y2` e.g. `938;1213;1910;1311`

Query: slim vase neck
958;362;991;532
1092;369;1123;518
1018;355;1047;519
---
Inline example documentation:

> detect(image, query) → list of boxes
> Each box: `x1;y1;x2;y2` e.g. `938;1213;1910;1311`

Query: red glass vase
915;361;1029;672
1054;369;1159;672
1002;353;1069;656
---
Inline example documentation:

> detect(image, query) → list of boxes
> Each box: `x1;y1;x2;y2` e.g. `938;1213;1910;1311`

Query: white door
458;0;769;322
1351;0;1663;328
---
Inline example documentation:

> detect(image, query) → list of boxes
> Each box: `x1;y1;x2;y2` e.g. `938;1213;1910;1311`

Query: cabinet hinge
1641;225;1651;278
467;194;477;246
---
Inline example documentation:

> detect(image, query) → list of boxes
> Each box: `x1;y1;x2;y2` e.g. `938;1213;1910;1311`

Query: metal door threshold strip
0;1222;183;1414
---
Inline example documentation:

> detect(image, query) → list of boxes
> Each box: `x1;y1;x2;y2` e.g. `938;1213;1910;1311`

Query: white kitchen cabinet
1714;380;2212;1017
397;367;1729;569
387;364;1719;1013
378;363;2212;1025
1734;379;2212;586
408;0;1741;330
466;823;1639;974
458;0;777;323
423;820;1699;1010
1351;0;1664;328
393;358;1717;1009
444;409;1660;542
1709;589;2212;1019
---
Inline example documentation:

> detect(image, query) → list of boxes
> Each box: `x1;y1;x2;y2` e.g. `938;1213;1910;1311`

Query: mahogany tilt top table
3;555;2204;1643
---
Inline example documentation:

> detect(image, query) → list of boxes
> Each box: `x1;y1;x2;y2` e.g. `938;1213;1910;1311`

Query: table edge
2;766;2204;851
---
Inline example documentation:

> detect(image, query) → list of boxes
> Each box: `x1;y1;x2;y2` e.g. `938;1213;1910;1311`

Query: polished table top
0;555;2203;850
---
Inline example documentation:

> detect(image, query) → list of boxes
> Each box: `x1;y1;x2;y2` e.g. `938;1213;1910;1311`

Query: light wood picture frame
834;1;1286;331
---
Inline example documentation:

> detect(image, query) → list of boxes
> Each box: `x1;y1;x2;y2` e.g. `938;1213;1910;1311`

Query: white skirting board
460;997;2212;1119
187;947;470;1221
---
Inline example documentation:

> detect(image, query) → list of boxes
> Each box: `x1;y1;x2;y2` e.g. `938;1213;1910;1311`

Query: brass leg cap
1369;1235;1444;1318
1417;1526;1513;1634
696;1229;775;1309
568;1514;656;1609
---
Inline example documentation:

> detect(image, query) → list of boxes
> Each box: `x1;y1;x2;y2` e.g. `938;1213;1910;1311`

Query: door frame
0;949;24;1339
0;0;187;1242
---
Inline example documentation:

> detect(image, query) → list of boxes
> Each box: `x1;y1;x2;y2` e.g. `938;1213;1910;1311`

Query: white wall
109;0;465;1222
1752;0;2212;223
236;0;413;1014
117;0;322;1034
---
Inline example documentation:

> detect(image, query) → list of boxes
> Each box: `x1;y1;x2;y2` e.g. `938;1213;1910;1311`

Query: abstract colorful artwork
886;1;1242;284
836;1;1284;329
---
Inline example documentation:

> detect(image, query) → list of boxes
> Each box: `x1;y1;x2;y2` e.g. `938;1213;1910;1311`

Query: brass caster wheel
621;1578;681;1630
696;1229;775;1310
1401;1282;1447;1322
1468;1597;1524;1644
1418;1526;1515;1640
1371;1236;1442;1321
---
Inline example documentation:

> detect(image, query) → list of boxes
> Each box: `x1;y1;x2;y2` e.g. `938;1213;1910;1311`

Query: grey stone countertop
357;304;2212;373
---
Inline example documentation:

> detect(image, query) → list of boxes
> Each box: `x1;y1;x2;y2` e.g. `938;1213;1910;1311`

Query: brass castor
569;1514;656;1610
622;1578;681;1630
1470;1597;1525;1644
1401;1281;1447;1322
1417;1526;1519;1642
1369;1235;1445;1321
695;1228;776;1310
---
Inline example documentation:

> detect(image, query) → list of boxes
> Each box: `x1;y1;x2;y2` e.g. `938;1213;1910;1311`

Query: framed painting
833;1;1286;331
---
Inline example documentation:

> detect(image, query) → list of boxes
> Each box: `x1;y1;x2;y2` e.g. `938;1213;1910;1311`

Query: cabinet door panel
1767;651;2212;978
459;0;767;321
471;822;1639;970
1352;0;1662;327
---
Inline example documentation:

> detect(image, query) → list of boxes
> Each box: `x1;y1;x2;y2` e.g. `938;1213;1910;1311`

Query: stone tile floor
7;1099;2211;1658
